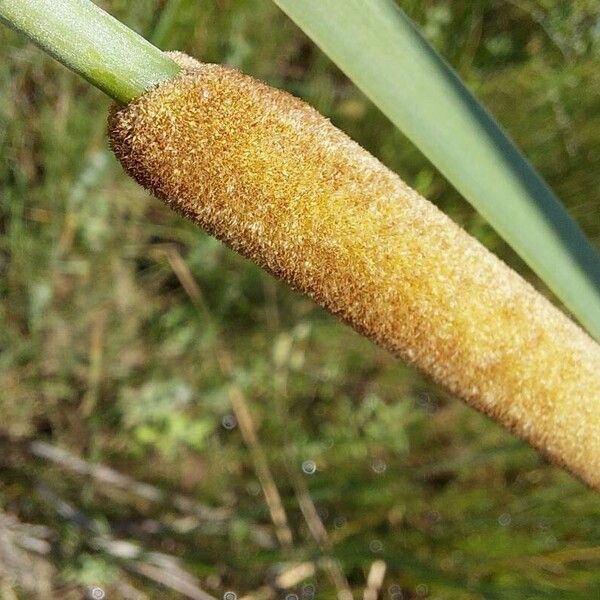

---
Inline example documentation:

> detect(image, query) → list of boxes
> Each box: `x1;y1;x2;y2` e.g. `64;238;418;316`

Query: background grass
1;0;600;598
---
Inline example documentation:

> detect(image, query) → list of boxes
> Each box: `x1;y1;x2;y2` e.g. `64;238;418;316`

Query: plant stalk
0;0;180;103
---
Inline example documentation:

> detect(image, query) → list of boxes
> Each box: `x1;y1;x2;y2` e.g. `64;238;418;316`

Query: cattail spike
109;53;600;491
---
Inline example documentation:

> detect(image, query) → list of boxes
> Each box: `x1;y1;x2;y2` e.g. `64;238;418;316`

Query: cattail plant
2;0;600;491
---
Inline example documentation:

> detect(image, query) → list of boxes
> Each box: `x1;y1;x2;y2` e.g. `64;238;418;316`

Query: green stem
0;0;180;103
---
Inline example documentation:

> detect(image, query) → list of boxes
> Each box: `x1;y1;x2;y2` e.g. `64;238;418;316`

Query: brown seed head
109;53;600;490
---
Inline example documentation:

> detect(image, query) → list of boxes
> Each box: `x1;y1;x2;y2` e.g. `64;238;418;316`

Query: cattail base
109;53;600;491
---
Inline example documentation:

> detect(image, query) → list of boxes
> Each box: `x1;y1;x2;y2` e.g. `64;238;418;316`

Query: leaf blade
273;0;600;340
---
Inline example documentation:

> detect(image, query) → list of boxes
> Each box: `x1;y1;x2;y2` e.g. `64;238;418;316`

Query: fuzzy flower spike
109;53;600;491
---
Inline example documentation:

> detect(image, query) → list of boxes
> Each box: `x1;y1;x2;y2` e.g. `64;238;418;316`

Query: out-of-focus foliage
1;0;599;598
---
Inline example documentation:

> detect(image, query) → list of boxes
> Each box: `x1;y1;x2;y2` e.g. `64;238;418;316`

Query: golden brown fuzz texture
109;52;600;491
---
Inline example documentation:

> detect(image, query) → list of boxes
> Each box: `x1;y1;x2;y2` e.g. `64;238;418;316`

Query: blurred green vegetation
1;0;600;598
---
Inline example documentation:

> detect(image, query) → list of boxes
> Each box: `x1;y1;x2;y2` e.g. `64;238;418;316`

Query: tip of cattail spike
108;53;600;492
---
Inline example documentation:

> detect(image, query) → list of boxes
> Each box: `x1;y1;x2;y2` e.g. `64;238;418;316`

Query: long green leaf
272;0;600;341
